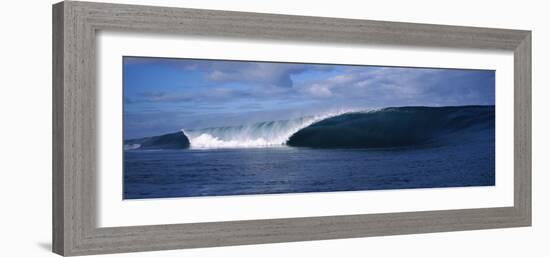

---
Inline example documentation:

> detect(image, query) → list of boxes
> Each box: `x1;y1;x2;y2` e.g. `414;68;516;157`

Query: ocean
124;106;495;199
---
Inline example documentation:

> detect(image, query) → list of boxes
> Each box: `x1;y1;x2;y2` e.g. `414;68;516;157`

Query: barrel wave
124;106;494;150
287;105;495;148
181;110;350;148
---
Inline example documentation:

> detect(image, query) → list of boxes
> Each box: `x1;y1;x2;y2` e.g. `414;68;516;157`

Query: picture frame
52;1;531;256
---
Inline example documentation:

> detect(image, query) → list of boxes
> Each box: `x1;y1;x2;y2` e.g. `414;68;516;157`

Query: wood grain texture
52;2;65;254
52;1;532;256
514;32;532;224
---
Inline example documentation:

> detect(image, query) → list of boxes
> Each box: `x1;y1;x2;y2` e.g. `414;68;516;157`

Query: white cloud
307;84;333;98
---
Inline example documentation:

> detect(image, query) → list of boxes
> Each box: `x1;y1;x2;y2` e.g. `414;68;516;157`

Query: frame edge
52;1;66;256
513;31;532;227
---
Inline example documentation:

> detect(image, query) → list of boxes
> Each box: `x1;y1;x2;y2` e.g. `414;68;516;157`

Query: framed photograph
52;1;531;256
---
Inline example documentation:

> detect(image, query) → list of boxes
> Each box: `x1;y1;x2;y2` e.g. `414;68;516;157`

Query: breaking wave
182;110;355;149
124;105;494;150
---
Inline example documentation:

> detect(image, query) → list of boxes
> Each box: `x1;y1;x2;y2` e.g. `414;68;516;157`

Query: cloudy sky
123;56;495;139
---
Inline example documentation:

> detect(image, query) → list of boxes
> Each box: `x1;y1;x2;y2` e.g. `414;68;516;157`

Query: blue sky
124;56;495;139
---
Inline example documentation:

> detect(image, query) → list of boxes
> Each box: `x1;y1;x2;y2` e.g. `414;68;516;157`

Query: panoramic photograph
123;56;495;199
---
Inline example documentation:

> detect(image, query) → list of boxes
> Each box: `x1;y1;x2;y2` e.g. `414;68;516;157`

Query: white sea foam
181;109;361;149
124;144;141;150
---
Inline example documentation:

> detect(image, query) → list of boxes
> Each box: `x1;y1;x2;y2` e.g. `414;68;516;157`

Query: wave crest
182;109;356;149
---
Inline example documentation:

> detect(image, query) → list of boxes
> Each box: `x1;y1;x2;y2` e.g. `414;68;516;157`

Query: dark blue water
124;106;495;199
124;138;494;199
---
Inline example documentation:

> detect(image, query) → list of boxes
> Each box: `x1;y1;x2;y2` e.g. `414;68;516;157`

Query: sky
123;56;495;139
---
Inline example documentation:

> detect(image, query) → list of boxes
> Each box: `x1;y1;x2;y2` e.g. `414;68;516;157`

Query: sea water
124;106;495;199
124;139;494;199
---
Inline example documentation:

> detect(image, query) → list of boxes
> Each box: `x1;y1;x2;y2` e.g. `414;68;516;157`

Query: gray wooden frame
52;1;531;256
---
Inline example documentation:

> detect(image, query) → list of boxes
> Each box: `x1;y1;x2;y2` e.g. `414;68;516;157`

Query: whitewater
181;109;360;149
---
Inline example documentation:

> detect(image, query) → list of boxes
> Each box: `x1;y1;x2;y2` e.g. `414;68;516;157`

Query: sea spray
181;109;361;149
